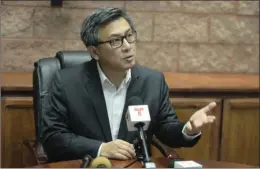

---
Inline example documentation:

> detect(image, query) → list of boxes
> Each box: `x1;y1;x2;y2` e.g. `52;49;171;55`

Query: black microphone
132;137;145;162
125;96;156;168
168;159;180;168
80;154;92;168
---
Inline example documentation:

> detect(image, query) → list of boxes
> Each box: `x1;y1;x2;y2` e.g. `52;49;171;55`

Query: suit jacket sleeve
153;73;200;148
40;71;102;162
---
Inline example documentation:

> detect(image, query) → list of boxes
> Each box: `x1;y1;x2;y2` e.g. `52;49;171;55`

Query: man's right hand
100;139;136;160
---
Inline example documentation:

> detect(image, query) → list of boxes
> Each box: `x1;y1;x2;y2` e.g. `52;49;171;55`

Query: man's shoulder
135;64;163;80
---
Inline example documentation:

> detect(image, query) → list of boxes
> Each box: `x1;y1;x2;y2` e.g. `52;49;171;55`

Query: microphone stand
135;123;156;168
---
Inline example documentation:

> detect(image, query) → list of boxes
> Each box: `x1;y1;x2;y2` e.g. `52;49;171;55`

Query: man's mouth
124;55;133;59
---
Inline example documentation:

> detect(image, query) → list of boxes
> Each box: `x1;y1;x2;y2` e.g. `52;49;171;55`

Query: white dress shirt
95;62;200;157
97;62;132;140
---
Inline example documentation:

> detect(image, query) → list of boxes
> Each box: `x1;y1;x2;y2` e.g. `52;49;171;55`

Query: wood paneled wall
1;97;35;167
221;99;260;166
1;72;259;167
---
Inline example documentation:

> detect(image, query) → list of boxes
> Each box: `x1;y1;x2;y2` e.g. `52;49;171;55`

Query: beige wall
1;1;259;74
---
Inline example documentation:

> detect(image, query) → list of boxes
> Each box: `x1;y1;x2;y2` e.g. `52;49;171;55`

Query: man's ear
87;46;99;60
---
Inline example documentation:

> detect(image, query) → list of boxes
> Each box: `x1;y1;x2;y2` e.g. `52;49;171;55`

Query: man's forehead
99;17;131;39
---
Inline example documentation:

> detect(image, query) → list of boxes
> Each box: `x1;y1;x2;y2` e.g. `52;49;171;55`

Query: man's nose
121;38;132;51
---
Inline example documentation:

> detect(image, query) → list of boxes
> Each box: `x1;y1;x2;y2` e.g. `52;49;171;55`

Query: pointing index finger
200;102;217;114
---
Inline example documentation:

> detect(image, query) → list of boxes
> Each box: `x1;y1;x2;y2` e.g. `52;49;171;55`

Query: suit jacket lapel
117;65;142;141
83;60;112;142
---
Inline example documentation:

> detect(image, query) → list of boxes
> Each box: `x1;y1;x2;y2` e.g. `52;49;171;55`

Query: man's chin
124;61;136;70
114;60;136;72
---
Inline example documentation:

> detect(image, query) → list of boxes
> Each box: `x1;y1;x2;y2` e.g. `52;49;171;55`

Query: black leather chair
24;51;175;165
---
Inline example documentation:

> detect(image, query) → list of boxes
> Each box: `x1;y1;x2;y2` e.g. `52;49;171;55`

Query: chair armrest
23;138;48;164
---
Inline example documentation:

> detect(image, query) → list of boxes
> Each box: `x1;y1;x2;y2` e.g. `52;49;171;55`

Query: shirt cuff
182;123;201;140
96;143;104;157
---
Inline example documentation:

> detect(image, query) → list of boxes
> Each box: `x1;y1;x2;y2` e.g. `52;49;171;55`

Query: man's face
94;17;136;72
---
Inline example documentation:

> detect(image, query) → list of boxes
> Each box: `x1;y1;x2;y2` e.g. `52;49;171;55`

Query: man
41;7;216;162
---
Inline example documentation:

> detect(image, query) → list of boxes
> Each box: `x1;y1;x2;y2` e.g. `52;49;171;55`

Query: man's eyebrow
108;28;131;38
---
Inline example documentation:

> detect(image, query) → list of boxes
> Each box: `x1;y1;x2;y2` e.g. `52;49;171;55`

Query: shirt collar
97;62;131;86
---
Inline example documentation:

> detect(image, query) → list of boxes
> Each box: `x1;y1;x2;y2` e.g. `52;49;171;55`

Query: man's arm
40;71;102;162
153;73;200;148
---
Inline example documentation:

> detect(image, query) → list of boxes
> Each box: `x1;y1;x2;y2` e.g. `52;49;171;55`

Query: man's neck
99;64;127;88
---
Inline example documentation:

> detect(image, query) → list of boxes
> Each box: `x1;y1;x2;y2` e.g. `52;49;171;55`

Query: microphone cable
123;158;139;168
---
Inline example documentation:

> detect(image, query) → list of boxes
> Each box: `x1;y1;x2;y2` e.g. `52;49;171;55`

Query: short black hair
80;7;135;47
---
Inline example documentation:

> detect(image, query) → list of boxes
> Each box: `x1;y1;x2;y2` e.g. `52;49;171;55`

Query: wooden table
32;157;257;168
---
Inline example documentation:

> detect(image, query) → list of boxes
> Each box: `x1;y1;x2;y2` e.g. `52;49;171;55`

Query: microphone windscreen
127;96;143;106
90;157;112;168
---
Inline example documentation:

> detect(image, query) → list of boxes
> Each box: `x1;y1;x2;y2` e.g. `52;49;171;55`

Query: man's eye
110;38;121;43
127;33;133;37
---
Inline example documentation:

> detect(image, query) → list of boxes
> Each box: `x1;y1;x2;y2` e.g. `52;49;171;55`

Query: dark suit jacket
40;59;200;162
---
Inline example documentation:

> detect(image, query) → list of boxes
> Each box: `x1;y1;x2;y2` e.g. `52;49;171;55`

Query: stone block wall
1;1;259;73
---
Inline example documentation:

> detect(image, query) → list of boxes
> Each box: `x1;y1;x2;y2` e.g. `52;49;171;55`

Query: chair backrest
33;51;92;141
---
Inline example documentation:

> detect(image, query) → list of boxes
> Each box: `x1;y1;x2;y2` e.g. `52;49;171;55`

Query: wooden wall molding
2;97;33;107
1;72;259;93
